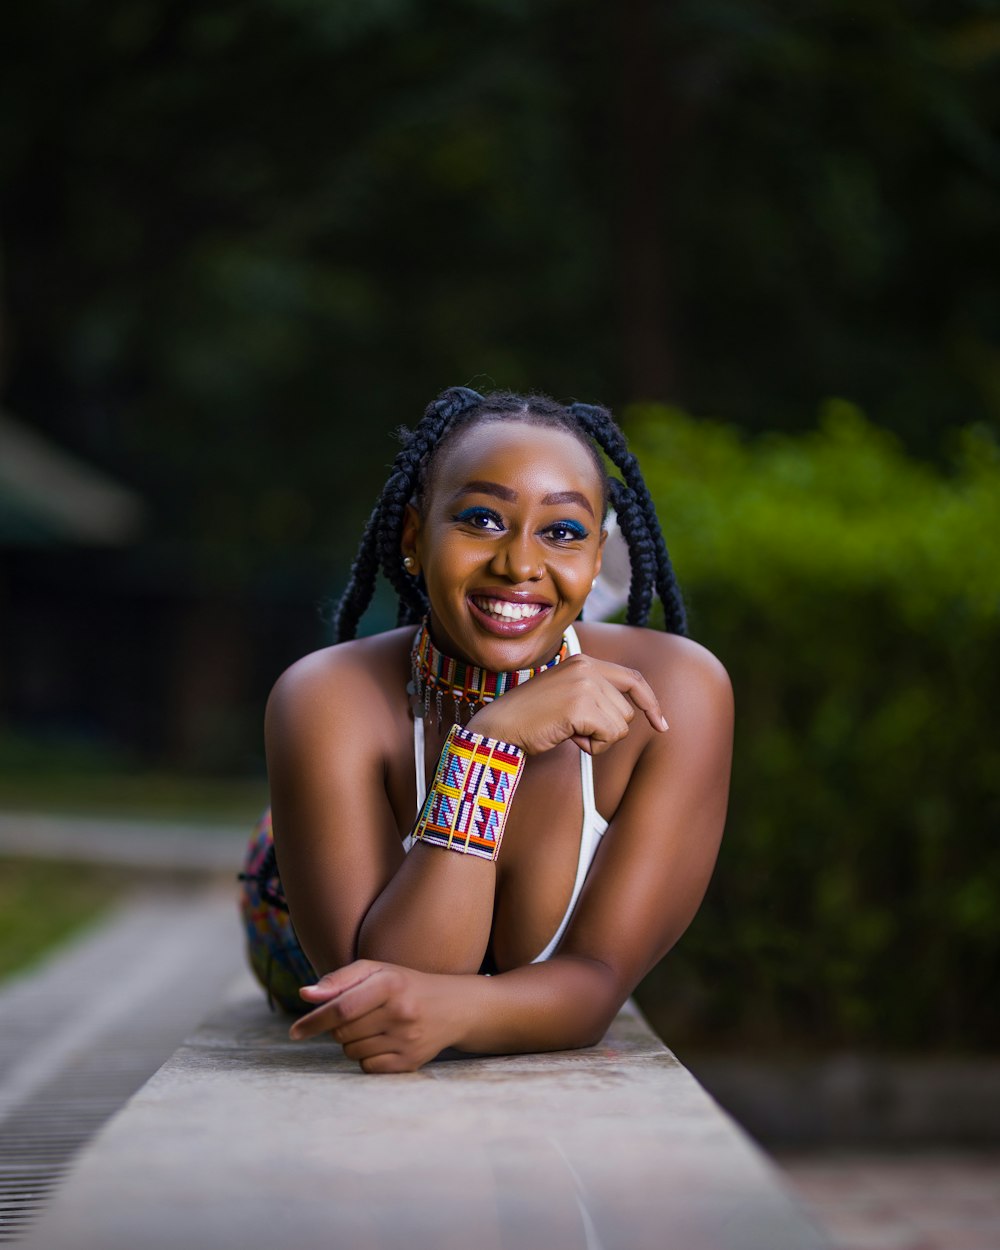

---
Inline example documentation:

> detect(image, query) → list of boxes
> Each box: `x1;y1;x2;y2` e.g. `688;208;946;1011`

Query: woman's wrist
410;723;525;861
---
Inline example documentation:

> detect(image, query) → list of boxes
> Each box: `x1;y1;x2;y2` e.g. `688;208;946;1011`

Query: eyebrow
451;481;596;520
454;480;517;502
541;490;596;519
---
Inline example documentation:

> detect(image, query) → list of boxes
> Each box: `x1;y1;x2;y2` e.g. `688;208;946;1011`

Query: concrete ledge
24;972;829;1250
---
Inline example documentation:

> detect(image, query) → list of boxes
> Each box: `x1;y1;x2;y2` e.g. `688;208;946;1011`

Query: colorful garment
237;809;316;1014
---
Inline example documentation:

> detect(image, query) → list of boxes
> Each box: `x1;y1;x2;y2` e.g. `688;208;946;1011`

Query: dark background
2;0;998;1052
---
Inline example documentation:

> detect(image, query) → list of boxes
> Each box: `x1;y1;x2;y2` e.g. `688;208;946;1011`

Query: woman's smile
467;589;553;636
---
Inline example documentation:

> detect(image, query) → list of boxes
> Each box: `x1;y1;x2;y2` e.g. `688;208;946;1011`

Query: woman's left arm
291;637;733;1071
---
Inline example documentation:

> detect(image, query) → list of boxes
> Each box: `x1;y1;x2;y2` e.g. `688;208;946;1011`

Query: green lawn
0;857;148;983
0;773;267;825
0;745;261;982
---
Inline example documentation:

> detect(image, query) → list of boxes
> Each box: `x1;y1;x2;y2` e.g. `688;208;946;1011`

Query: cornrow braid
568;401;687;635
333;386;687;642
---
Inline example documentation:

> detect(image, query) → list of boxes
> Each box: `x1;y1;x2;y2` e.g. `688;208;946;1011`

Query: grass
0;771;268;824
0;856;146;983
0;736;260;982
0;731;268;825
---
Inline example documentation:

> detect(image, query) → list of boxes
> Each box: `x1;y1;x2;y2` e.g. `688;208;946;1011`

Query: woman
239;386;733;1073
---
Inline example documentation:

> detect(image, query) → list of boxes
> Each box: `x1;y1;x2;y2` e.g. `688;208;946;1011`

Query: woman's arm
266;640;497;976
268;635;673;979
290;635;733;1070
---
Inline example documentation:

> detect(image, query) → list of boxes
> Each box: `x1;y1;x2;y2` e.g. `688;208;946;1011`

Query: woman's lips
468;595;552;636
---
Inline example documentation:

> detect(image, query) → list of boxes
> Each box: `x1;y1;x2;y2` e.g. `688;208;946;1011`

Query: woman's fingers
298;959;381;1003
289;963;436;1073
341;1031;394;1061
569;668;664;754
602;662;668;733
468;654;667;756
290;966;392;1041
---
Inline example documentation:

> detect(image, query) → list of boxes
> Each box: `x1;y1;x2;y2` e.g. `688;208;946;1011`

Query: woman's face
402;421;606;670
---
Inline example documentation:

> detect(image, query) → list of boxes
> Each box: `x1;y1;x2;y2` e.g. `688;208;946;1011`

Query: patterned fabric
237;809;316;1015
410;618;569;726
410;724;525;860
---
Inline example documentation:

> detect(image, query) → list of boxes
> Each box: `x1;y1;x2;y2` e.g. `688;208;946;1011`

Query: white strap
531;625;608;963
405;624;608;961
413;713;427;809
403;691;427;853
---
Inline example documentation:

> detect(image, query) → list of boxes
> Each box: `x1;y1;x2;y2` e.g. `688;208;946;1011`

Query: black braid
333;387;687;641
569;402;687;635
608;479;656;628
332;503;381;642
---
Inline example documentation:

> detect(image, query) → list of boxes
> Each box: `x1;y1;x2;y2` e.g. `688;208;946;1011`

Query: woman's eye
547;521;589;542
453;507;503;531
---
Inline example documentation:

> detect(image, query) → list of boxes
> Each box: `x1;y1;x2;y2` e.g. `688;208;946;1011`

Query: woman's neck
409;619;569;727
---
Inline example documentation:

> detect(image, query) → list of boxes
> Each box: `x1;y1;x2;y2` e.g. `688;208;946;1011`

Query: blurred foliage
1;0;999;582
633;404;1000;1051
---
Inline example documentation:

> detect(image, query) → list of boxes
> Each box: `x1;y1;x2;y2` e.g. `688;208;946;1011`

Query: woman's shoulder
266;626;415;739
574;621;732;710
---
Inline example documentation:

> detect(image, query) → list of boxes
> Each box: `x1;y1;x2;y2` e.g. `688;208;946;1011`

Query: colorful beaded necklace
409;618;569;727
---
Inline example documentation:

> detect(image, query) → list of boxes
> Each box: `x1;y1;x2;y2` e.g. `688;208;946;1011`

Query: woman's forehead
429;421;604;502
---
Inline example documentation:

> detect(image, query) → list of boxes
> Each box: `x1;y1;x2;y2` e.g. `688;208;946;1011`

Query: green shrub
631;403;1000;1051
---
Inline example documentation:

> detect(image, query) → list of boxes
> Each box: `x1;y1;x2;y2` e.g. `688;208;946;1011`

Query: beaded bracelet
410;724;526;861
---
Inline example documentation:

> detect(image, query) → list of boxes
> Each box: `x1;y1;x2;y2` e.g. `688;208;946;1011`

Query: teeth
474;598;544;621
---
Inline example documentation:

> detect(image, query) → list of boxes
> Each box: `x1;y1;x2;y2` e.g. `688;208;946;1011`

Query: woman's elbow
555;954;627;1047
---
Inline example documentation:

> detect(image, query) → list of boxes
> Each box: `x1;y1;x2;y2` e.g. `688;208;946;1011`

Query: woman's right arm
265;648;498;976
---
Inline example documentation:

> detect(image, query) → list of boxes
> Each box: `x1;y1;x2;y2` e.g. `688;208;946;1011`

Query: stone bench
22;970;828;1250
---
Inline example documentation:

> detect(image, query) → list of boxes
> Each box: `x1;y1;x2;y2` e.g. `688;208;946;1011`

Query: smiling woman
238;387;733;1072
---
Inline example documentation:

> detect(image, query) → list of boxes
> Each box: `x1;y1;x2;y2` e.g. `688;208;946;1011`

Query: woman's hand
465;653;668;756
289;960;463;1073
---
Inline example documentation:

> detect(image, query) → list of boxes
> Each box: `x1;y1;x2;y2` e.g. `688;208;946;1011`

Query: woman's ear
400;503;422;576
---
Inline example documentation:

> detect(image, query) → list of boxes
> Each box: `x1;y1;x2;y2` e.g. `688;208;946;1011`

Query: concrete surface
0;810;247;872
21;973;828;1250
0;887;246;1242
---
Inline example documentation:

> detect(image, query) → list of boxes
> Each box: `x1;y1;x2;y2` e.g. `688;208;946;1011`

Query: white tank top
402;625;608;962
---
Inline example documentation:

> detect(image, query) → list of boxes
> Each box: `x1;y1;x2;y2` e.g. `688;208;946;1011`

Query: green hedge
630;402;1000;1051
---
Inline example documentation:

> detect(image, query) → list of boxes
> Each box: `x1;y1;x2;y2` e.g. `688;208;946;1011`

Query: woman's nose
490;532;543;582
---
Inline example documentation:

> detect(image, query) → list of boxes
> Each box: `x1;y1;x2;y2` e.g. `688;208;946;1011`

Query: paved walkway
0;810;247;872
0;886;244;1242
779;1152;1000;1250
2;809;997;1249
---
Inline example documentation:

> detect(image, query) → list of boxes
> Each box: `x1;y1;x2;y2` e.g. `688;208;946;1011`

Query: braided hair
333;387;687;641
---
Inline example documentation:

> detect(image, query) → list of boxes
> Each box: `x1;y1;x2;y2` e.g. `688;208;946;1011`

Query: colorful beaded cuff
410;724;526;861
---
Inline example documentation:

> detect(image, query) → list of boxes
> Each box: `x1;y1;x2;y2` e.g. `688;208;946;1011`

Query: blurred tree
2;0;997;581
0;1;998;767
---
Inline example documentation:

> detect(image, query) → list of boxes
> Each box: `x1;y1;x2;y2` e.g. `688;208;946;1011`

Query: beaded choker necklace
409;619;569;727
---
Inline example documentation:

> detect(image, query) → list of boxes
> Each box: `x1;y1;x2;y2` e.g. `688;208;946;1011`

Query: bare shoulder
266;627;414;748
575;621;730;690
575;621;733;725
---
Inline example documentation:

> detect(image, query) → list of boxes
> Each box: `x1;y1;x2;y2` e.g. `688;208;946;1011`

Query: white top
403;624;609;963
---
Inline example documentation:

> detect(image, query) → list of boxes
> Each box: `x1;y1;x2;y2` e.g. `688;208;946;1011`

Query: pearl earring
403;556;416;573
